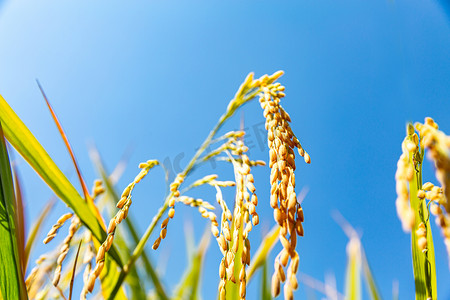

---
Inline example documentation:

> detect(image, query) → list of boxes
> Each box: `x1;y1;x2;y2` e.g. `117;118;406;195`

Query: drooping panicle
258;74;309;299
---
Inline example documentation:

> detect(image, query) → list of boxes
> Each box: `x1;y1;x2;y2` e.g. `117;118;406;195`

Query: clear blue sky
0;0;449;299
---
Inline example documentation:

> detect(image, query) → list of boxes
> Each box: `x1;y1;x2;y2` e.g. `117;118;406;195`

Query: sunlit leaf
0;95;122;267
361;251;382;300
0;123;28;300
36;80;91;201
12;165;26;274
344;237;361;300
174;227;210;300
247;226;280;282
261;259;271;300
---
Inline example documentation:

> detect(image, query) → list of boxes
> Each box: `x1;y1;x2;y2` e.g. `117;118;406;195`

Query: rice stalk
104;71;283;299
84;159;158;294
395;122;437;300
89;146;169;300
258;75;310;300
52;216;80;287
414;118;450;268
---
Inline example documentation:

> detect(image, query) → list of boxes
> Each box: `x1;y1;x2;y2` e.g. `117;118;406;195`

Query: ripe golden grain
84;160;158;293
415;118;450;213
43;212;73;244
395;130;418;232
52;216;80;286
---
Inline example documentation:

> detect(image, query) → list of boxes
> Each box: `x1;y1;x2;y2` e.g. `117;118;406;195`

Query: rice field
0;69;449;299
0;2;449;300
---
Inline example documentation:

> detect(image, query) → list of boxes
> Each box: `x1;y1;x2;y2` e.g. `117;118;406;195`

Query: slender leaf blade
0;95;122;267
247;226;280;282
361;251;382;300
36;80;91;201
174;228;210;300
68;241;82;300
344;237;361;300
261;259;271;300
0;123;28;300
12;166;26;274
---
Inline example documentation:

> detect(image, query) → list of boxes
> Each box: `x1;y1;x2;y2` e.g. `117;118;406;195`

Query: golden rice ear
84;160;159;294
259;77;309;298
271;272;281;297
52;216;80;287
43;213;73;244
395;133;416;233
414;118;450;270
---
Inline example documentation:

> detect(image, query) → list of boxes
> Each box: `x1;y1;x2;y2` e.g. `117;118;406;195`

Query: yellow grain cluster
152;132;252;251
152;173;185;250
43;212;74;244
414;118;450;267
92;179;105;199
52;216;80;286
25;254;56;299
394;124;418;232
41;210;84;289
25;255;47;290
84;159;158;294
259;76;308;299
417;181;450;266
81;231;95;300
39;179;106;294
415;118;450;213
217;138;259;300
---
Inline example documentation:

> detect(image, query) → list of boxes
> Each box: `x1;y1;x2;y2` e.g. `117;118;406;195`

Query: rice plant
395;118;450;300
0;72;449;300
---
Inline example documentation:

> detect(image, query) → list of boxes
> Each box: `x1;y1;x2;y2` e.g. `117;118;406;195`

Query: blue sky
0;0;449;299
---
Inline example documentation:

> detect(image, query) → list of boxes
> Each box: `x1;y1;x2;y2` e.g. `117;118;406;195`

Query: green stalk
92;151;169;300
261;259;271;300
407;124;437;300
108;73;268;299
225;200;244;300
344;237;361;300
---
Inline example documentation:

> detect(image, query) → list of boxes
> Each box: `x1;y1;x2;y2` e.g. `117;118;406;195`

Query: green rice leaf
174;227;210;300
408;147;437;300
0;95;123;267
0;123;28;300
36;80;91;202
261;259;271;300
12;166;26;274
344;237;361;300
361;251;382;300
247;226;280;282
